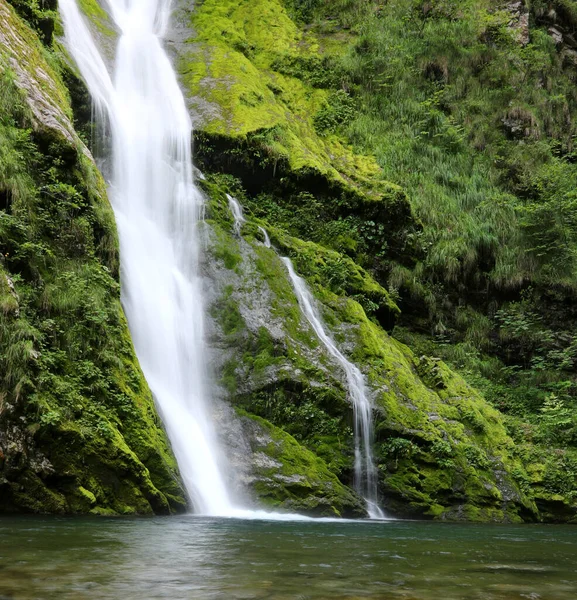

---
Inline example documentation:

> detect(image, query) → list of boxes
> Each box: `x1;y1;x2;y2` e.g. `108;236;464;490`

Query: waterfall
258;227;272;249
227;195;271;248
59;0;233;516
227;195;246;237
281;259;384;519
226;195;384;519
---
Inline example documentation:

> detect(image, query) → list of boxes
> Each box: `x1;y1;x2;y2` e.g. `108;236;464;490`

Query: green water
1;517;576;599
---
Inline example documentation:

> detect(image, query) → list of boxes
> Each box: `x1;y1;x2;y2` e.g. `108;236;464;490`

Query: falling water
281;258;384;519
59;0;233;515
258;227;272;248
227;195;271;248
227;195;246;237
226;195;384;518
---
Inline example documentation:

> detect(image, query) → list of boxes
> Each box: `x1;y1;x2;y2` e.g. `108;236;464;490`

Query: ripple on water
1;517;576;600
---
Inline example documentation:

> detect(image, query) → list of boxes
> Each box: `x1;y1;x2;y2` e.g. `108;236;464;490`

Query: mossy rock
237;410;365;517
201;176;539;522
0;0;185;515
176;0;419;266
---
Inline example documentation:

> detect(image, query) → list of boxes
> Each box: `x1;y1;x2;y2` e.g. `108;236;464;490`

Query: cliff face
173;0;577;522
0;0;185;515
2;0;577;521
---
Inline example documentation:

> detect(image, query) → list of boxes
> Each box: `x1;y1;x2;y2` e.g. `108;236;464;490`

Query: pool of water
1;516;576;599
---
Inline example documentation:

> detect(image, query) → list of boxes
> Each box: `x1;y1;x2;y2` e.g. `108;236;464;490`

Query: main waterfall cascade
59;0;233;515
227;198;385;519
60;0;386;520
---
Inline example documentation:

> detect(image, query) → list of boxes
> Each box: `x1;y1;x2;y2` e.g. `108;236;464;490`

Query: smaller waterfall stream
259;227;272;248
227;195;246;237
226;200;384;518
281;259;384;519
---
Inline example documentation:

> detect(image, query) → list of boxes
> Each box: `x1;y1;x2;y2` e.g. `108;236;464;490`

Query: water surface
1;517;576;599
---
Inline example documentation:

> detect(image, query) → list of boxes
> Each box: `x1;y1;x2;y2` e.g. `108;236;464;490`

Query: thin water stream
1;517;576;599
226;198;383;518
281;258;384;519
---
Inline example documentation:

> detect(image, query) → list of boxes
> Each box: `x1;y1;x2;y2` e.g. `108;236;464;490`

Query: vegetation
3;0;577;520
0;0;185;514
200;175;536;521
185;0;577;520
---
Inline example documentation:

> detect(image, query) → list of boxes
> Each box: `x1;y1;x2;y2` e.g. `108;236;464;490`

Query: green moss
77;0;116;38
77;486;96;504
89;506;119;517
0;3;185;515
179;0;413;234
237;409;364;516
211;284;245;337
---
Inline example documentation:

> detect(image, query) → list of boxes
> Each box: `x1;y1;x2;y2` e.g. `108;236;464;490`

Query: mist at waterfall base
227;196;385;519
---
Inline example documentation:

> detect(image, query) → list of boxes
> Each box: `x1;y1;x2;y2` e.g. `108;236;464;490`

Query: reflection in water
1;517;577;599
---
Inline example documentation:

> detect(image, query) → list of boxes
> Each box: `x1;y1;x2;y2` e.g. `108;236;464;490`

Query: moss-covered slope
178;0;577;521
174;0;418;272
0;0;185;515
199;178;536;522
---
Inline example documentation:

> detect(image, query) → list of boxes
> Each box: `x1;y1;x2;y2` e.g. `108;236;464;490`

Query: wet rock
0;2;77;145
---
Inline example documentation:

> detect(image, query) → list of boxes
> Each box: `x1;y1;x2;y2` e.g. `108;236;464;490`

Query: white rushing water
281;258;385;519
59;0;233;516
258;227;271;248
227;195;246;237
228;196;271;248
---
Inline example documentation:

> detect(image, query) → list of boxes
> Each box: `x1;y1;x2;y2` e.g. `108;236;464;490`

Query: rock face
0;2;76;144
172;0;577;522
0;0;185;515
195;178;537;522
507;1;530;46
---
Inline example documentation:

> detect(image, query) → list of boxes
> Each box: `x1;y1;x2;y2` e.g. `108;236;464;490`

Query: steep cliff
2;0;577;521
173;0;577;521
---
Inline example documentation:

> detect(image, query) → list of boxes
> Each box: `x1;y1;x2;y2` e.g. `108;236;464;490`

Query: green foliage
463;444;490;470
381;437;419;468
539;394;575;443
314;90;356;134
188;0;577;521
6;0;57;45
0;6;184;515
271;54;341;88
